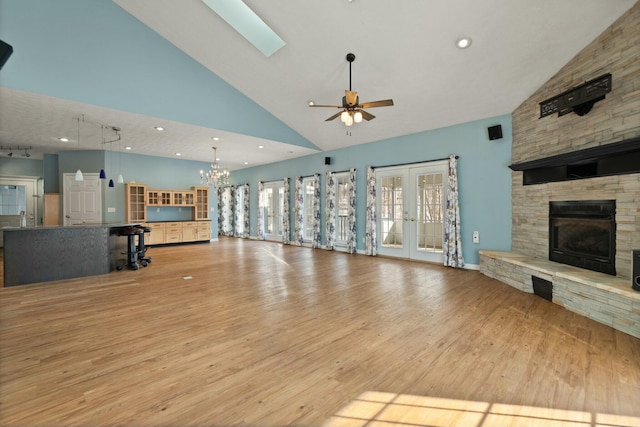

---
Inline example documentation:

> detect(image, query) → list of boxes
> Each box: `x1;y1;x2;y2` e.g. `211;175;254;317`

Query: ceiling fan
310;53;394;126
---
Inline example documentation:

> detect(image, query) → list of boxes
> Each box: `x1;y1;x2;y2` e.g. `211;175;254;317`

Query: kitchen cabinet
125;183;147;222
182;221;198;242
193;186;210;220
146;222;166;245
172;191;195;207
165;222;183;243
145;221;211;245
147;190;172;207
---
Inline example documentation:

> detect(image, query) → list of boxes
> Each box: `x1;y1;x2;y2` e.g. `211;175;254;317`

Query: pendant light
99;125;106;179
108;141;114;187
117;131;124;184
75;116;84;181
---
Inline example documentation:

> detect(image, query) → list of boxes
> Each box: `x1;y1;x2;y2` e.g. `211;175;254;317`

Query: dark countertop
2;223;141;232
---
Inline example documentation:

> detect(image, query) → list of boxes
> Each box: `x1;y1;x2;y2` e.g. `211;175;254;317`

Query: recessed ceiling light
154;126;165;131
258;145;264;149
244;161;249;165
175;152;181;156
456;37;472;49
212;137;220;141
308;101;315;106
58;137;69;142
125;146;132;150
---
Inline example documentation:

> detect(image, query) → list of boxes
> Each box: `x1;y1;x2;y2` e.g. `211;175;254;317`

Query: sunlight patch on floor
322;391;640;427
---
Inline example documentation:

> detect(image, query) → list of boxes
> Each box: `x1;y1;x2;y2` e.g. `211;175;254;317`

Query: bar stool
117;226;145;270
135;225;152;266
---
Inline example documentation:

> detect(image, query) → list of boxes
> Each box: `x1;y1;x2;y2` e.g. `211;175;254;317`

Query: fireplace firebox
549;200;616;275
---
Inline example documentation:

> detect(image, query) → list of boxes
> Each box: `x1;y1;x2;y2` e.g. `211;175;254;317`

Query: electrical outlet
472;231;480;244
107;207;115;213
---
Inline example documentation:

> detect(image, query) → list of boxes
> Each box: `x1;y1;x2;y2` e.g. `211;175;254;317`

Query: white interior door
0;177;38;247
263;181;284;241
63;173;102;225
376;161;448;262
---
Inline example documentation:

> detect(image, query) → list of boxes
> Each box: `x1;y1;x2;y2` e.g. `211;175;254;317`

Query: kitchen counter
3;224;139;287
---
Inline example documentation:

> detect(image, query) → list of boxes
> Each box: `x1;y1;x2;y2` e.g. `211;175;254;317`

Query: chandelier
200;146;230;187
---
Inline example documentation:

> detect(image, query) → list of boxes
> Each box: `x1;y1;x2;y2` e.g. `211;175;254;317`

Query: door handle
66;215;71;219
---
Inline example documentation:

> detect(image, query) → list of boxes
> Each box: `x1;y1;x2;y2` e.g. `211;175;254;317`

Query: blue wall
231;114;513;266
0;0;317;151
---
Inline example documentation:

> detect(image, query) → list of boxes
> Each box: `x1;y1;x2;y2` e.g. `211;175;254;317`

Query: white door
63;173;102;225
263;181;284;241
0;177;38;247
376;161;448;262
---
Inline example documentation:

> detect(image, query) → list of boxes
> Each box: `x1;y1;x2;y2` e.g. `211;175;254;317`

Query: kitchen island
3;224;136;287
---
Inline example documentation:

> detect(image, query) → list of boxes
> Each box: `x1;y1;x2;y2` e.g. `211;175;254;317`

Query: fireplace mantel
509;136;640;185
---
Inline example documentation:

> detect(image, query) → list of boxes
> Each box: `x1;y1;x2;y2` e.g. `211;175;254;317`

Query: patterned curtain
282;178;290;245
444;155;465;267
257;181;265;240
217;186;223;238
294;176;304;245
312;173;321;248
365;166;377;256
233;185;241;237
346;168;357;254
325;171;336;250
242;184;250;238
221;187;234;236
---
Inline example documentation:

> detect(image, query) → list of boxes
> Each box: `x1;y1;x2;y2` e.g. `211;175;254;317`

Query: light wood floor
1;238;639;426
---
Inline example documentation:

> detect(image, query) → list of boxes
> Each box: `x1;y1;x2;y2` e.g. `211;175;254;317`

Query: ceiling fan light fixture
354;111;363;123
340;110;349;123
345;114;354;126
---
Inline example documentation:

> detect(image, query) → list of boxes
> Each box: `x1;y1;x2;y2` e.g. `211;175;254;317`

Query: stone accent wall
511;2;640;279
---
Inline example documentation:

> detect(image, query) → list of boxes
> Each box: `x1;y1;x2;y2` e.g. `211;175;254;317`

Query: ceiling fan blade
310;104;342;108
359;109;376;121
359;99;394;109
325;111;343;121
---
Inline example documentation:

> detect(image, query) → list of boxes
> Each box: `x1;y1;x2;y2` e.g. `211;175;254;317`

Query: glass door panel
377;171;409;258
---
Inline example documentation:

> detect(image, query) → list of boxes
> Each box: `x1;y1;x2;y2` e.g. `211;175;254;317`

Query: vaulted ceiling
0;0;636;170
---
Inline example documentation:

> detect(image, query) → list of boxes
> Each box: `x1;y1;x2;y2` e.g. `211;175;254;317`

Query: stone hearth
480;250;640;339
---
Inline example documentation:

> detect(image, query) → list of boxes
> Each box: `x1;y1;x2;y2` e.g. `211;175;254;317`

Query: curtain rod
328;169;353;175
372;155;458;169
260;178;287;184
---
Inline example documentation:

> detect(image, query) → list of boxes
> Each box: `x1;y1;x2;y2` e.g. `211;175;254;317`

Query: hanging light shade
200;146;230;187
99;169;106;179
345;112;354;126
108;179;114;188
117;174;124;184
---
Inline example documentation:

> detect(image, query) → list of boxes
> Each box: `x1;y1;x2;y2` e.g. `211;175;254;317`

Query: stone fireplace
548;200;616;275
480;3;640;339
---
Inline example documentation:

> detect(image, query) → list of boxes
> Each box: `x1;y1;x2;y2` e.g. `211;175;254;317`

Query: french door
376;161;448;262
263;181;285;241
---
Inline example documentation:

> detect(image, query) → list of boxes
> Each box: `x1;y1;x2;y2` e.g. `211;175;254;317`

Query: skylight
201;0;286;57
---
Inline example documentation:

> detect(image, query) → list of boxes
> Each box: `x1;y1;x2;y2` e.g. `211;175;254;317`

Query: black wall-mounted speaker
325;156;331;165
0;39;13;70
488;125;503;141
633;250;640;291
